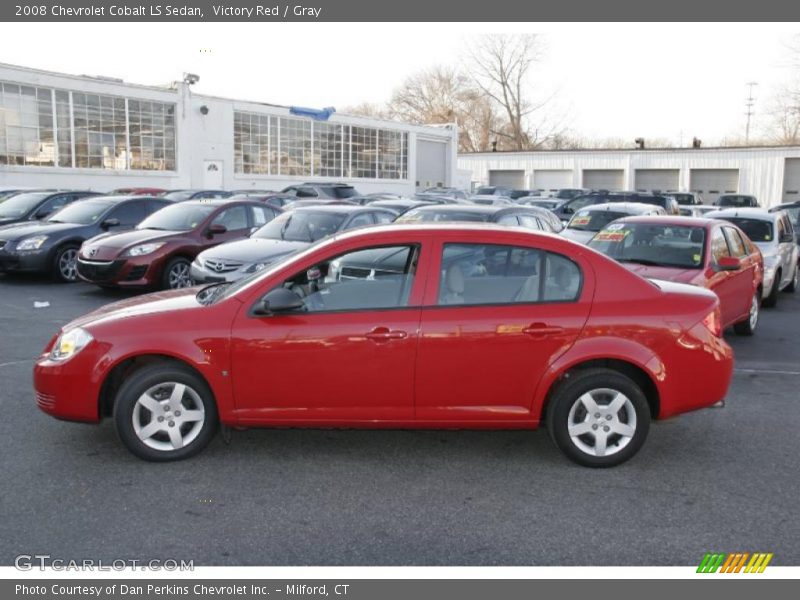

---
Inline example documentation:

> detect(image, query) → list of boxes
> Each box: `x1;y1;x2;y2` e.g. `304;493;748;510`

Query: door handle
365;327;408;341
522;323;564;336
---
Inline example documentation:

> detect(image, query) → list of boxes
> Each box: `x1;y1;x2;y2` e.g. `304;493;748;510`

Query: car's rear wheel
733;291;760;335
763;271;780;308
785;263;798;293
162;257;193;290
546;368;650;468
113;363;218;461
52;244;80;283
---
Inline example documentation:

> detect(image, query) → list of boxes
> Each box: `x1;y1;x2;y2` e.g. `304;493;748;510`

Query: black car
0;195;169;282
162;190;232;202
553;191;678;222
0;190;99;227
395;204;562;232
280;182;361;200
716;194;759;208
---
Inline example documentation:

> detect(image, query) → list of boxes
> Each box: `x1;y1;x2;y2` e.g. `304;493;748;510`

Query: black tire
161;257;194;290
762;271;780;308
52;244;80;283
546;368;651;468
733;290;760;336
785;263;798;293
113;363;218;461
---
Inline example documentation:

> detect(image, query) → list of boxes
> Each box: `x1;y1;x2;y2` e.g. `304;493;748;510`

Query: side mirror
255;287;304;316
717;256;741;271
101;218;120;229
208;223;227;237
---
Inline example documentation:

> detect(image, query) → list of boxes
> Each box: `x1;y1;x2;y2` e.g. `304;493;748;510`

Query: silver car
706;208;799;306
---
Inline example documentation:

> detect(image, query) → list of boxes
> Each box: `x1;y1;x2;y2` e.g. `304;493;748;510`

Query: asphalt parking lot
1;275;799;566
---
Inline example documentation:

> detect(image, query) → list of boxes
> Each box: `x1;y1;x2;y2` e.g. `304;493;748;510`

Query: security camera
200;105;209;115
183;73;200;85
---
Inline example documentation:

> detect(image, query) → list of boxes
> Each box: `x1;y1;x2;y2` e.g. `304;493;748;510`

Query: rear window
397;209;489;223
719;218;773;243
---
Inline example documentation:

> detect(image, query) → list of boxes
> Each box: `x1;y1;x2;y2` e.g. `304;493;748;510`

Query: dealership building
0;62;458;195
459;145;800;207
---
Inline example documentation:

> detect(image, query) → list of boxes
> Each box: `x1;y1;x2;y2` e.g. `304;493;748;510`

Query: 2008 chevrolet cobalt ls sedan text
33;225;733;467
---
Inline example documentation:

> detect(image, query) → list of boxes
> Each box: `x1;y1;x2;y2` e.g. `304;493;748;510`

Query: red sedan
34;225;733;467
76;199;281;290
587;216;763;335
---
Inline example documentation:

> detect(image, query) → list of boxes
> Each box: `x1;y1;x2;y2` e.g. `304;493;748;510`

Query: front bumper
77;256;154;287
0;248;50;273
33;345;104;423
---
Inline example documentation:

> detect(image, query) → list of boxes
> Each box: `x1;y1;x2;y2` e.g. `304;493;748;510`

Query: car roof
80;194;161;202
612;215;719;227
405;204;517;215
181;198;258;207
291;205;390;214
576;202;662;213
705;207;774;220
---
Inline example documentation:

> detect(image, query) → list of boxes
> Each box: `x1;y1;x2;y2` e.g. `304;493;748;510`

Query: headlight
244;262;269;274
124;242;165;257
16;235;48;251
49;328;93;361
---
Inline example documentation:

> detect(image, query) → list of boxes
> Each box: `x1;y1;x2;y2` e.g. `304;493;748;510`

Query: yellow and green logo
697;552;773;573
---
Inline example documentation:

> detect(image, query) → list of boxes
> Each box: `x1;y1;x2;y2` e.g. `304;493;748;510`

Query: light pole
745;81;758;144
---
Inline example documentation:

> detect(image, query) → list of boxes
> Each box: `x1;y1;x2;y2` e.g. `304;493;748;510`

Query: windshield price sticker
595;230;628;242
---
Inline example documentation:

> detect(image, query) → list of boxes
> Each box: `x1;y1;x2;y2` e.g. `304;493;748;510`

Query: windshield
568;210;628;232
718;195;753;207
45;200;113;225
0;192;50;218
397;209;489;223
137;203;216;231
718;218;774;243
253;211;347;242
588;223;706;269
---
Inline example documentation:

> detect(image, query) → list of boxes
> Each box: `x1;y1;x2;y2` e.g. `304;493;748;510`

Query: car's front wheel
52;244;80;282
162;257;194;290
763;270;780;308
546;368;651;468
113;363;218;461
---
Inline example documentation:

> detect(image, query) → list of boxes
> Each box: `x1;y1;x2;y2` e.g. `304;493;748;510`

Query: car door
415;238;593;422
249;204;280;233
229;240;428;422
208;204;251;244
705;225;740;326
777;215;795;288
104;200;148;231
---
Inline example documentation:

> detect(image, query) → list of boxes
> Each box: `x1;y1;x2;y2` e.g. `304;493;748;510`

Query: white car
706;208;799;306
561;202;666;245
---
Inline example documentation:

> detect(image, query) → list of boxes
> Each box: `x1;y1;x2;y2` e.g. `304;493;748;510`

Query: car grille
35;391;56;411
76;259;124;282
203;259;243;274
125;265;148;281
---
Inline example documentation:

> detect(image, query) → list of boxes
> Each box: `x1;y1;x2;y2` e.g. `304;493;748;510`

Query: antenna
745;81;758;144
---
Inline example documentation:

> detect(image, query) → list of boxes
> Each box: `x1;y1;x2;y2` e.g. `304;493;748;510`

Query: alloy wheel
749;292;759;330
58;248;78;281
132;382;205;451
168;262;193;288
566;388;637;457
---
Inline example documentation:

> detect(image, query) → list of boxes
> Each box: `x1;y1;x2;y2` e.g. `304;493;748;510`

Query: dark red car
76;199;281;290
35;225;733;466
587;216;763;334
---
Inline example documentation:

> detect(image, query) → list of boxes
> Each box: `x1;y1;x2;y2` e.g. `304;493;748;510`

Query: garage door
583;169;624;191
783;158;800;203
416;140;448;189
690;169;738;205
489;169;525;189
635;169;679;193
533;169;573;192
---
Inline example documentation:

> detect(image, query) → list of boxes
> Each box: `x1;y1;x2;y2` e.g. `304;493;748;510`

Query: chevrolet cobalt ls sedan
34;225;733;466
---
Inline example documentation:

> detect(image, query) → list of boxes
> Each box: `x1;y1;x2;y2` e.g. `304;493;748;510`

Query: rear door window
722;227;747;257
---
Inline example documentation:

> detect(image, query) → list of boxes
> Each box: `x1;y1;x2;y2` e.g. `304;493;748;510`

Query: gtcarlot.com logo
697;552;773;573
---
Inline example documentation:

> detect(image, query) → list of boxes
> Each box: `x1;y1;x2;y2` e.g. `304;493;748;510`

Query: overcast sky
0;22;797;144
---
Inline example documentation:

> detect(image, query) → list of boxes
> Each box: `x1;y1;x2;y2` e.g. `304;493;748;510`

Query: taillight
702;306;722;337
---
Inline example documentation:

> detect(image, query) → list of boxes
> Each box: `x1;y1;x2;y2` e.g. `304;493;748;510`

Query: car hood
621;263;702;284
64;288;206;330
84;229;182;253
200;237;310;263
0;221;82;241
561;229;597;244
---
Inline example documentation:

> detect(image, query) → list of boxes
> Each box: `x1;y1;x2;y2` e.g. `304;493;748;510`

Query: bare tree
762;34;800;145
466;34;562;150
386;66;499;153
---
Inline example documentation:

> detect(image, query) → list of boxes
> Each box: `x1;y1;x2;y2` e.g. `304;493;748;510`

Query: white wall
459;147;800;207
0;62;457;195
